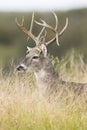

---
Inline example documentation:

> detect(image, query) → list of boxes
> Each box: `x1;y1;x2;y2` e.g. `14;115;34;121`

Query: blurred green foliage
0;8;87;71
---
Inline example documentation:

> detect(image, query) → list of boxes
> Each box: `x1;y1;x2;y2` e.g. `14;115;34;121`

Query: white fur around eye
32;56;39;62
33;56;39;59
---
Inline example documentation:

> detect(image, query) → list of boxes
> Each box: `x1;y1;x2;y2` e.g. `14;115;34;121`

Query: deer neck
34;57;58;93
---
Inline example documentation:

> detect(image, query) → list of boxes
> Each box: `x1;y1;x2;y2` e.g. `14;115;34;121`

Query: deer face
16;44;47;72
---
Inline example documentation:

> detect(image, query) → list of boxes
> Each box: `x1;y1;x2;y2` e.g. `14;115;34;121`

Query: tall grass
0;51;87;130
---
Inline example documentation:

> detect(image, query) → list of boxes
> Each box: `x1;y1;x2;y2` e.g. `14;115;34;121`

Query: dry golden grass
0;52;87;130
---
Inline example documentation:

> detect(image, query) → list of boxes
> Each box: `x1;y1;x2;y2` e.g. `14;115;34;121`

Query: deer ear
41;44;47;57
26;46;32;53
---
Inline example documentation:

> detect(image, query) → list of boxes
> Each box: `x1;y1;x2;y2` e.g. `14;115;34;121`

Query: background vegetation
0;8;87;71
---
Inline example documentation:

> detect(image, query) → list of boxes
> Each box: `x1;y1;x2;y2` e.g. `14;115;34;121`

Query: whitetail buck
16;13;87;97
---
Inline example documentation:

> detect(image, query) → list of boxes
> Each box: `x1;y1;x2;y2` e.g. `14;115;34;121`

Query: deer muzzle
16;64;27;71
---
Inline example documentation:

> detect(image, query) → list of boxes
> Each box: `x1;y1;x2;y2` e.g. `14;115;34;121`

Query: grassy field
0;52;87;130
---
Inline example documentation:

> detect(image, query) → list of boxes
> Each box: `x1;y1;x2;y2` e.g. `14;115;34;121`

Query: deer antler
15;13;45;46
35;12;68;46
16;12;68;47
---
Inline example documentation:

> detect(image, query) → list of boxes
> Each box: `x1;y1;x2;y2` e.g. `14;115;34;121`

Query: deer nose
16;65;25;71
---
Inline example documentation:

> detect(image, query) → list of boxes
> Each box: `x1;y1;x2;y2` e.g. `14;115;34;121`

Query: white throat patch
35;69;46;80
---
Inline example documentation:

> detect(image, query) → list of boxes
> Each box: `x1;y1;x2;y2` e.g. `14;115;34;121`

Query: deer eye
32;56;39;59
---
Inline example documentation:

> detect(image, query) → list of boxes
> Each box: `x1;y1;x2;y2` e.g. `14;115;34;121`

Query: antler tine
45;37;55;46
39;29;47;44
15;16;24;27
34;17;47;43
30;12;34;32
27;12;34;41
35;13;58;32
53;12;58;30
53;12;59;46
15;14;38;45
21;16;24;26
37;26;45;40
59;17;68;36
35;19;55;32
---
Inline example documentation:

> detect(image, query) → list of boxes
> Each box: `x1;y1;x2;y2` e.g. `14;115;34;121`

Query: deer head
16;13;68;73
